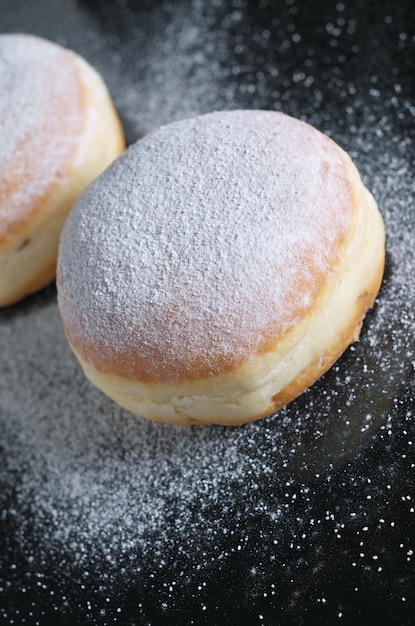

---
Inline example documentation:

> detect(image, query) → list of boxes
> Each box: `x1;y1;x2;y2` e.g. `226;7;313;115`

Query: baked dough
0;34;125;306
57;110;385;425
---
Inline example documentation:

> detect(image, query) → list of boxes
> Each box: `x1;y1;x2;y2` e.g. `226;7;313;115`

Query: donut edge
63;181;385;425
0;40;125;307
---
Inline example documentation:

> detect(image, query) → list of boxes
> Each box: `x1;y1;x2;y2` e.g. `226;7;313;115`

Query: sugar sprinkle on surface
0;34;82;237
1;0;415;623
58;110;352;380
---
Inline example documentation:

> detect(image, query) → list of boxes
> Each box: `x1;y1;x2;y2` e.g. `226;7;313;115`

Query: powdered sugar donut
57;110;385;425
0;34;125;306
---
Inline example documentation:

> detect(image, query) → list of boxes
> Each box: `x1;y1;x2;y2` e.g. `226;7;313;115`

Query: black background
1;0;415;624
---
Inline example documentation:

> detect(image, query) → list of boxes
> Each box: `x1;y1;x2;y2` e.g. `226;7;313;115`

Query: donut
0;34;125;307
57;110;385;426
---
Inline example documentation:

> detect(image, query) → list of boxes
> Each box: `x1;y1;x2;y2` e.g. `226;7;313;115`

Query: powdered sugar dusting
1;0;415;623
58;110;352;380
0;34;82;237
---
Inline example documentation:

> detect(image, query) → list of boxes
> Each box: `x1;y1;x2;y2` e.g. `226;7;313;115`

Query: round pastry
0;34;125;307
57;110;385;426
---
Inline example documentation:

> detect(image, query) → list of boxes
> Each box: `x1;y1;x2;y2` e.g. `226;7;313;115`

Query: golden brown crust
67;210;385;426
61;163;363;382
259;255;385;422
57;110;385;425
0;35;125;307
0;56;82;243
61;148;359;384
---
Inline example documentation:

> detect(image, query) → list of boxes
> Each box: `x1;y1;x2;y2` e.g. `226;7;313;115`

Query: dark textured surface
1;1;415;624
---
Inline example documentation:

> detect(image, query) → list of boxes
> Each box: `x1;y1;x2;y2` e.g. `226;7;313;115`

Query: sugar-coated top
58;110;354;382
0;34;83;238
